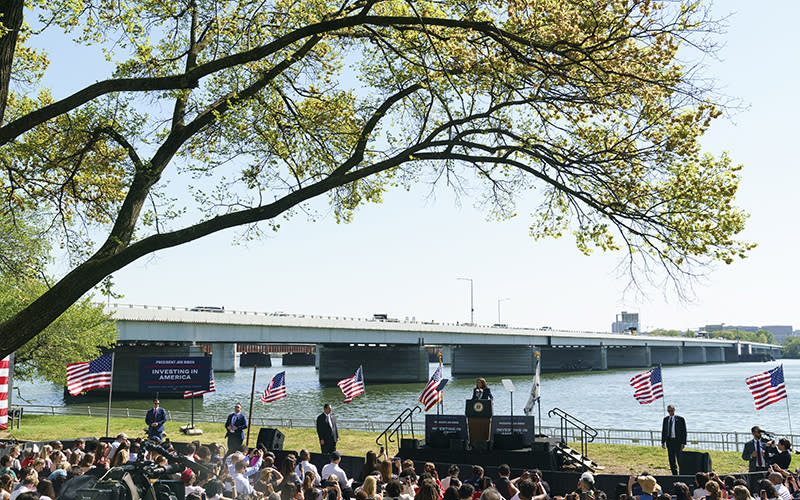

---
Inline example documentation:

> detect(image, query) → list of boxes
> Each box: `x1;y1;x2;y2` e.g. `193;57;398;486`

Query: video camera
64;441;215;500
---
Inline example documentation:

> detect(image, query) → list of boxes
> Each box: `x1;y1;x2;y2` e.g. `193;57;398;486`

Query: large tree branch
0;0;23;125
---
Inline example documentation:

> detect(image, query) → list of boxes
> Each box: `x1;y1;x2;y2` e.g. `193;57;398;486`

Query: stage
398;436;563;470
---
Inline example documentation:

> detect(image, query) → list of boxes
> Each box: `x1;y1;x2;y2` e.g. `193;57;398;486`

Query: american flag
338;366;365;403
629;365;663;404
67;353;113;396
260;371;287;403
0;356;9;431
419;363;444;411
746;365;787;410
184;370;216;399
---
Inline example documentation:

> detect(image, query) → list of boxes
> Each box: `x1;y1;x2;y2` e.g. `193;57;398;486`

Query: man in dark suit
225;403;248;453
316;403;338;454
742;425;771;472
661;404;686;475
145;399;167;442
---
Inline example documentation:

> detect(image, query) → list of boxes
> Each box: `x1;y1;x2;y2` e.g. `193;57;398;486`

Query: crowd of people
0;435;568;500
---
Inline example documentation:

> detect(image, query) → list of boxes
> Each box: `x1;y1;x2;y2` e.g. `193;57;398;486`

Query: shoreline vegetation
3;415;796;475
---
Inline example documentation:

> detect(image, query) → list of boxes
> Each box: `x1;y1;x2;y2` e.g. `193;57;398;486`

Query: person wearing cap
181;469;205;498
225;403;248;453
661;405;687;475
628;475;660;500
576;472;594;500
145;400;167;442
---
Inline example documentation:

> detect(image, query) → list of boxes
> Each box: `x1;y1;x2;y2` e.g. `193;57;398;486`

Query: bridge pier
651;346;682;366
725;346;739;362
538;346;607;372
317;344;428;384
683;346;707;364
707;346;725;363
452;345;537;376
606;346;651;369
211;343;237;373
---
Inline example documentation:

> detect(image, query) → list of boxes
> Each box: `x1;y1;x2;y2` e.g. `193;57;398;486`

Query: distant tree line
648;328;777;345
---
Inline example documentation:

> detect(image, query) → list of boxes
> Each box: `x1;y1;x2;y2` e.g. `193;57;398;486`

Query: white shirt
321;462;350;486
296;461;321;486
229;457;262;478
9;485;34;500
775;484;791;500
234;472;255;496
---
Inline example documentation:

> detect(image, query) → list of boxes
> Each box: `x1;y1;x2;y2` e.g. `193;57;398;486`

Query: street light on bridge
497;297;510;325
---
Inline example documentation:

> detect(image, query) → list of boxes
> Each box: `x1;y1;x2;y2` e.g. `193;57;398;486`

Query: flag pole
105;351;115;438
783;365;793;436
246;363;257;448
660;364;666;416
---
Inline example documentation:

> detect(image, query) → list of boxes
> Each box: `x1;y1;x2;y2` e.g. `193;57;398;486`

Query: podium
465;399;493;445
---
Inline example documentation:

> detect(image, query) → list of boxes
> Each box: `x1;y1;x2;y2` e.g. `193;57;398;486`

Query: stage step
555;443;602;472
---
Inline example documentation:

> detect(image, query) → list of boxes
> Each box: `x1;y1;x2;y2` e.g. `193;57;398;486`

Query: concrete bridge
108;304;781;385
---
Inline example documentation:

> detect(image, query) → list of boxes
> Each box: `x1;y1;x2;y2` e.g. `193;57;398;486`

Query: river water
14;359;800;434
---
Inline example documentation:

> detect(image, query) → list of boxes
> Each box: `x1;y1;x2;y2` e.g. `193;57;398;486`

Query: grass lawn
3;415;796;476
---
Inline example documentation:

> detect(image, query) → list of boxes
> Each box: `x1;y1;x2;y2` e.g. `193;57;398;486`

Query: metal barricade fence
16;405;790;452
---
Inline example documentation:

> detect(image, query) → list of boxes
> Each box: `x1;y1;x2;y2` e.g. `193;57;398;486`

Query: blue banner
139;356;212;392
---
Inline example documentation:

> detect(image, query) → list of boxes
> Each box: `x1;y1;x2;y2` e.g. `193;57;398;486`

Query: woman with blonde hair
361;476;381;500
471;378;493;400
704;481;721;500
110;449;129;468
38;445;54;472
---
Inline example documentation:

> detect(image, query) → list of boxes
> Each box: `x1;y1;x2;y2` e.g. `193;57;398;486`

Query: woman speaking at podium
471;378;493;400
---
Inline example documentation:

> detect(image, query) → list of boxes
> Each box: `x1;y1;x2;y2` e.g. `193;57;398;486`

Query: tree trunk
0;0;24;125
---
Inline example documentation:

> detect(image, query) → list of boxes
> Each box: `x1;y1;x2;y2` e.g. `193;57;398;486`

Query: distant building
612;311;639;334
695;323;793;343
761;325;793;343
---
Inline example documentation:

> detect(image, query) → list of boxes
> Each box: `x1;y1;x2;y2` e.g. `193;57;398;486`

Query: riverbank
3;414;793;475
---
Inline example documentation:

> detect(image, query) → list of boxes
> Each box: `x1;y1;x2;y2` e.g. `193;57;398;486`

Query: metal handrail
548;407;597;460
376;406;421;454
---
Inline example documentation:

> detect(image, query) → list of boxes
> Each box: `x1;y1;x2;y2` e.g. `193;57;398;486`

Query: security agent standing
225;403;248;453
661;404;687;475
316;403;339;454
145;399;167;442
742;425;772;472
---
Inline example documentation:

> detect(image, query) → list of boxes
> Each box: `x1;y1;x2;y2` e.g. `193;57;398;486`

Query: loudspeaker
450;439;467;451
532;441;551;453
472;440;492;453
401;438;422;450
678;451;712;475
257;428;285;450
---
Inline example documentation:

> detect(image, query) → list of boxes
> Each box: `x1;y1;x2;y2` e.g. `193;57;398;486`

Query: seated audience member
705;480;721;500
9;473;37;500
692;473;710;500
495;465;518;500
361;476;382;500
673;482;693;500
756;479;779;500
465;468;484;490
416;479;441;500
385;479;414;500
768;473;791;500
0;475;14;500
182;469;206;498
36;479;56;500
322;452;353;490
234;460;260;498
576;472;594;500
0;457;16;481
631;475;661;500
458;484;476;500
379;461;395;486
479;488;503;500
732;486;751;500
441;466;460;491
444;487;460;500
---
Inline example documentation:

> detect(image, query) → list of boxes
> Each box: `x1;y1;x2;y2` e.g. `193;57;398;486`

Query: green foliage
706;329;776;345
0;216;117;384
0;0;759;356
782;336;800;358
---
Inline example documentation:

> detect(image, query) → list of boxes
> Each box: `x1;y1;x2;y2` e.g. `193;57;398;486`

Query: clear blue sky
38;1;800;332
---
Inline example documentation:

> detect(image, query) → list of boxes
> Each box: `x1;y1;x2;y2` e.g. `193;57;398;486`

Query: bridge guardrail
17;405;780;452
